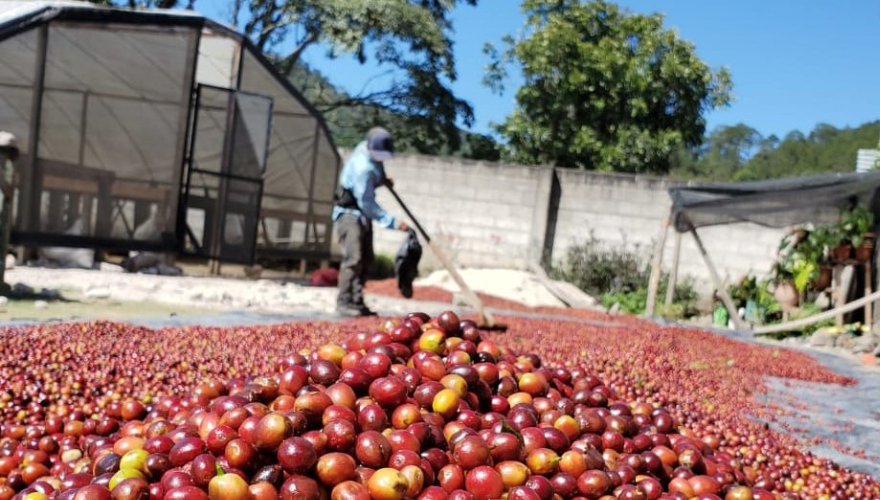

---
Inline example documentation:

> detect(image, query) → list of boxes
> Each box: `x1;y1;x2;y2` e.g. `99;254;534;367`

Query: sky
198;0;880;140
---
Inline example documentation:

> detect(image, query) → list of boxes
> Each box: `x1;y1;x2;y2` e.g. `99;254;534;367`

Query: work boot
357;304;378;317
336;303;365;317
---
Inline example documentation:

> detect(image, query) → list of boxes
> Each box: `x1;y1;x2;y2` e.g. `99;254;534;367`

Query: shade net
669;172;880;233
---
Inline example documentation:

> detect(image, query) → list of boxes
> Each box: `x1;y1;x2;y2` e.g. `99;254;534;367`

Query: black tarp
669;172;880;233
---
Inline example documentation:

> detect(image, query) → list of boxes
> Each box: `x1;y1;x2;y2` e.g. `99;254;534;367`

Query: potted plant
832;240;852;262
806;227;834;290
854;234;874;262
770;260;802;313
772;227;824;310
839;206;875;262
772;231;800;311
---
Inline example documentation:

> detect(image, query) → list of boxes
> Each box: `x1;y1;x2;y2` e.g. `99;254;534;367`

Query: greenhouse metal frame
0;1;340;264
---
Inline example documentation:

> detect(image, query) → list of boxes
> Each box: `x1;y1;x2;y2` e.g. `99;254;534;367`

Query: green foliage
232;0;478;152
838;205;874;247
761;303;835;340
368;254;396;280
728;275;759;307
727;276;782;325
773;230;819;294
792;303;835;336
805;227;838;261
669;124;762;181
92;0;494;159
599;275;698;318
485;0;732;173
671;121;880;181
550;234;644;297
289;65;500;159
769;206;874;294
600;288;647;314
552;234;698;318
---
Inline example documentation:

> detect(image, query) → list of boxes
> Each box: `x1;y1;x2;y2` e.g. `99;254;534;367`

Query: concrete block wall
549;170;787;291
364;154;552;271
332;150;787;293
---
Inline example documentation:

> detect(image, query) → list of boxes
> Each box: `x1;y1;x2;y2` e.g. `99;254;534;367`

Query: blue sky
199;0;880;140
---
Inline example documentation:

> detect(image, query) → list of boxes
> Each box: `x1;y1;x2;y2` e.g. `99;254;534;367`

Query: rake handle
386;185;495;327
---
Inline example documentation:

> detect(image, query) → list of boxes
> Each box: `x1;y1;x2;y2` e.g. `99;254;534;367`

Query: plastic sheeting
32;22;194;242
0;28;36;154
669;172;880;233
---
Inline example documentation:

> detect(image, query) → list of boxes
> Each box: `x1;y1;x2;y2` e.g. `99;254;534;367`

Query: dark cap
366;127;394;162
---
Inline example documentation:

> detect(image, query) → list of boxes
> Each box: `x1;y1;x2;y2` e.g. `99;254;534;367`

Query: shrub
369;253;396;279
600;276;699;319
553;235;698;319
551;235;645;297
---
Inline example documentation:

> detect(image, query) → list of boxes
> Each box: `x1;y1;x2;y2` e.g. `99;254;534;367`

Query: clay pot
773;281;799;312
854;244;873;262
811;266;832;291
832;244;852;262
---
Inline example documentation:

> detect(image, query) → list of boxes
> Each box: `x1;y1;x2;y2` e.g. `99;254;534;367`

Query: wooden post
865;261;873;327
834;265;846;327
690;228;746;331
664;230;682;307
644;218;669;317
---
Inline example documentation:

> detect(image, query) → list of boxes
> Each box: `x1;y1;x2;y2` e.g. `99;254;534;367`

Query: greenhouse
0;1;340;264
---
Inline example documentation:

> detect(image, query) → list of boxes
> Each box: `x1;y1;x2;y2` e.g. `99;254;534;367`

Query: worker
332;127;408;317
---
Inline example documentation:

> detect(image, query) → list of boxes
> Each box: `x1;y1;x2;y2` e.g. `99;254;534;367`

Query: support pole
644;218;669;317
865;260;873;327
664;230;682;307
0;132;19;295
690;228;746;331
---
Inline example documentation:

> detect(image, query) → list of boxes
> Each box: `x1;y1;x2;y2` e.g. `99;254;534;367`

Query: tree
230;0;476;152
289;63;500;160
671;121;880;182
485;0;732;173
670;124;761;181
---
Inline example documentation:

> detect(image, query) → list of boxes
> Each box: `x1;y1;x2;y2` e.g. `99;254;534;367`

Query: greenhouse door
182;85;273;264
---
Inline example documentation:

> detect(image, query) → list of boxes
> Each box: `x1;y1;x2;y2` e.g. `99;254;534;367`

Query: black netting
670;172;880;232
183;85;269;263
228;92;271;180
183;170;261;264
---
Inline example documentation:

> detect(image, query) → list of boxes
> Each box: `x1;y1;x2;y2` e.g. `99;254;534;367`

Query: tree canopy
290;64;500;160
229;0;477;152
485;0;732;173
671;121;880;182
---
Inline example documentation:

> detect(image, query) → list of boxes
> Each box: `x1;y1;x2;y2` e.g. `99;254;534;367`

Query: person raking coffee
332;127;408;317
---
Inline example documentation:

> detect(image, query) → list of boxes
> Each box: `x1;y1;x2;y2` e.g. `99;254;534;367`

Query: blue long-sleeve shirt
331;142;397;229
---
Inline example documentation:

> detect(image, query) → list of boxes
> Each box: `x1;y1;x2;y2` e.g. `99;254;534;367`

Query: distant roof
857;149;879;173
669;172;880;232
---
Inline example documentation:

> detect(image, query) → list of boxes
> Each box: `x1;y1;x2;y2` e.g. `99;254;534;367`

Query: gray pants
336;213;373;307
